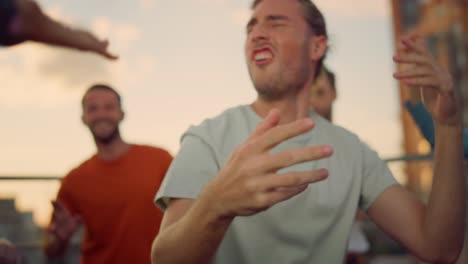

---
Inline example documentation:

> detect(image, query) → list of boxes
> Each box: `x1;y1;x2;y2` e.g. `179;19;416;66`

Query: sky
0;0;404;226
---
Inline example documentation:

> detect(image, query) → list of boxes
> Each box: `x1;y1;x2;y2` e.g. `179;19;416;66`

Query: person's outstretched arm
6;0;117;59
368;35;465;263
151;110;333;264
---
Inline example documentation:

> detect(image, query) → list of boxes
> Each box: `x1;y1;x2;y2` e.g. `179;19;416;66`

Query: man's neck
251;85;311;124
95;137;130;161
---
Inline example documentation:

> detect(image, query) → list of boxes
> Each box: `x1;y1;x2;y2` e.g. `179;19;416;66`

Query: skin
309;70;336;121
151;1;328;263
6;0;117;60
151;1;464;263
43;88;129;258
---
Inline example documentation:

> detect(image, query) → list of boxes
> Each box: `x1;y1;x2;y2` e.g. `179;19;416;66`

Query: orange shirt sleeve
56;170;80;216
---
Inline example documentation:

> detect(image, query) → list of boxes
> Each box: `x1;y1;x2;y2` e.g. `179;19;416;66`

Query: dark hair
251;0;328;79
81;84;122;108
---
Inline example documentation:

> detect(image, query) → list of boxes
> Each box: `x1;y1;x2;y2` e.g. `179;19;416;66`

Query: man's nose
249;24;269;44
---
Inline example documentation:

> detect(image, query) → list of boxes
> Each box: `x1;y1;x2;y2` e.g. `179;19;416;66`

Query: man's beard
91;126;120;145
253;69;308;101
249;52;310;101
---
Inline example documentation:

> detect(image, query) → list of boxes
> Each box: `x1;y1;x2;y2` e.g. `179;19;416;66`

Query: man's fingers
404;77;439;87
402;38;427;55
393;53;429;65
262;145;333;172
393;67;432;79
51;200;64;211
52;200;72;216
249;109;281;139
101;50;119;60
257;118;315;151
105;52;119;60
99;40;119;60
262;169;328;191
262;184;309;206
97;40;119;60
51;200;78;227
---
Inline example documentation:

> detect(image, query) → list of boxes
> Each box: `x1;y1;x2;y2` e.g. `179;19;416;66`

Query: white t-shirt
156;105;397;264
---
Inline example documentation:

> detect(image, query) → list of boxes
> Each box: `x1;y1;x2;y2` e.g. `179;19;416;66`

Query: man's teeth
255;52;273;61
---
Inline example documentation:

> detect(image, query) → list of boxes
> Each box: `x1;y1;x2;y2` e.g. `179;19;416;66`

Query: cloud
37;47;111;89
91;16;141;52
231;7;251;27
138;0;158;11
0;8;150;110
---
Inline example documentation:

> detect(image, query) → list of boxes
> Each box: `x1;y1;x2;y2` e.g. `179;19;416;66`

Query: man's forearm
151;197;232;264
424;123;465;260
14;0;87;50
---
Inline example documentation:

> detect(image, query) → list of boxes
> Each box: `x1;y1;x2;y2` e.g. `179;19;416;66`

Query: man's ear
120;111;125;121
81;114;86;125
309;35;327;62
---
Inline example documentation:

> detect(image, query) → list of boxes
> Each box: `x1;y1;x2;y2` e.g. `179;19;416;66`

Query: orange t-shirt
56;145;172;264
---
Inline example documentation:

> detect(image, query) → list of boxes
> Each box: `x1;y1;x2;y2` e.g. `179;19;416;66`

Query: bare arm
369;35;465;263
151;198;231;264
10;0;117;59
151;110;333;263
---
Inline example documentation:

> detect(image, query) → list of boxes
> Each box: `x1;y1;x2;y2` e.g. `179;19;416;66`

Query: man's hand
0;239;21;264
10;0;118;60
71;29;118;60
47;201;81;243
200;109;333;220
393;35;461;126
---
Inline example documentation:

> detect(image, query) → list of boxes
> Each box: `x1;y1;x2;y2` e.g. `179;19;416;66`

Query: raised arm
151;110;333;264
368;35;465;263
404;74;468;159
405;100;435;147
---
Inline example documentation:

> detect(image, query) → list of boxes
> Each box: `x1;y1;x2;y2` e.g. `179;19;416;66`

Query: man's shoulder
63;156;95;178
59;156;96;189
183;105;251;142
313;113;361;144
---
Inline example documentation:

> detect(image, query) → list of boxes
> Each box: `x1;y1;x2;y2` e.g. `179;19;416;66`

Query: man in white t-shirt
310;66;370;263
151;0;464;263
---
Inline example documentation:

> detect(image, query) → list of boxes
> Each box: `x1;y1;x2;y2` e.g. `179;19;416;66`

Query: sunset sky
0;0;404;226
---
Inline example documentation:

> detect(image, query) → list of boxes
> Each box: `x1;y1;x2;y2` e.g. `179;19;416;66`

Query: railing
0;154;435;264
